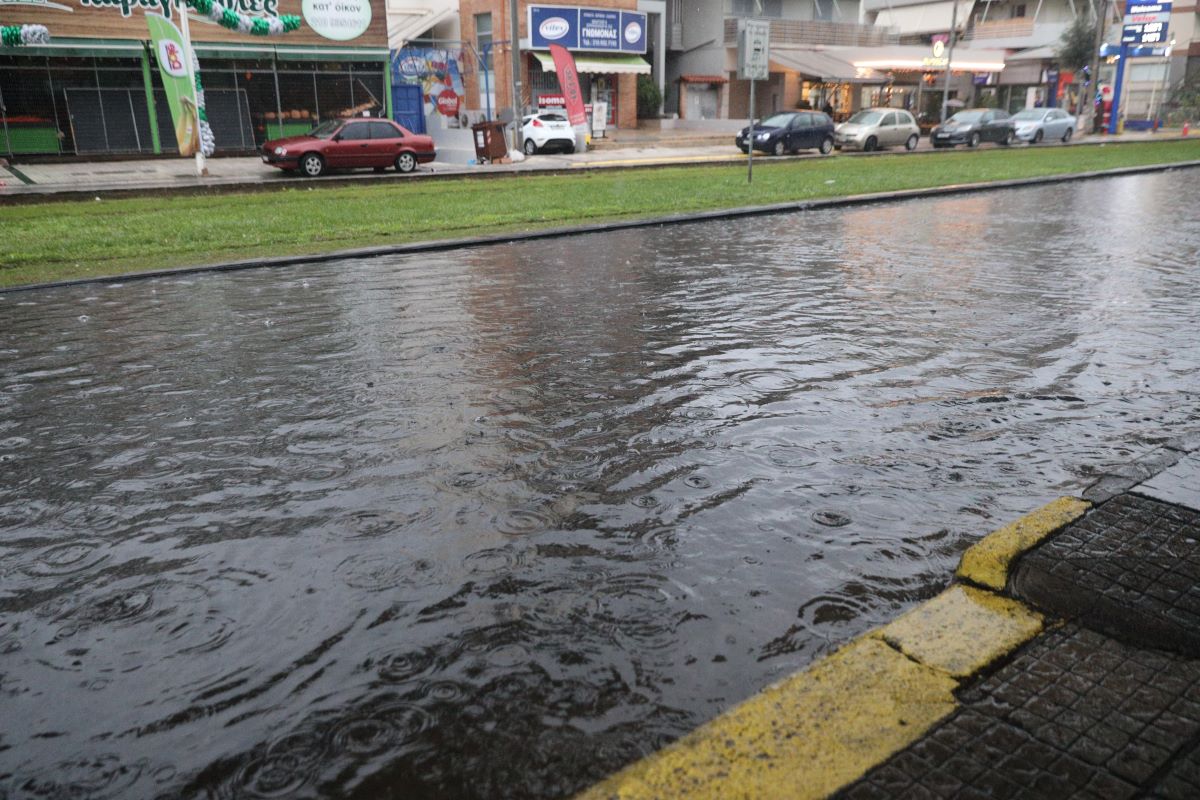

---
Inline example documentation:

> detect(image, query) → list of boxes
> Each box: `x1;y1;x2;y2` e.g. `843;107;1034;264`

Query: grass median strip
2;140;1198;289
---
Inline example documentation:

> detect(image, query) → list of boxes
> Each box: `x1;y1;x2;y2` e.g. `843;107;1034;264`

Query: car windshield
846;111;882;125
759;113;794;128
950;112;983;123
308;120;342;139
1011;110;1045;121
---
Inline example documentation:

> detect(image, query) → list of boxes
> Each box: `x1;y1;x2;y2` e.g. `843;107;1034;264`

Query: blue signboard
529;5;647;53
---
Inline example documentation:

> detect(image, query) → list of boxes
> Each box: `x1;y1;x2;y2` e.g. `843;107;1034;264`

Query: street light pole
939;0;959;123
1081;0;1111;133
509;0;521;153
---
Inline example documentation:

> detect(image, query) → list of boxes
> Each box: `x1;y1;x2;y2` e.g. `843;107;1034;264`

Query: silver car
1011;108;1076;144
835;108;920;152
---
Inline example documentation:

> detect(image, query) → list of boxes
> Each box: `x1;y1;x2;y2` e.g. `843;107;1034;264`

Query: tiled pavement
840;451;1200;799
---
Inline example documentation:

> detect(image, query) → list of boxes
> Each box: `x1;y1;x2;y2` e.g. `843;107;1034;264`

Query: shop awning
769;48;887;84
532;51;651;75
872;1;967;35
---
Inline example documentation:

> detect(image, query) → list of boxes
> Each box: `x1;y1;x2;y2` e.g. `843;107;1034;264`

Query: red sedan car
261;118;436;177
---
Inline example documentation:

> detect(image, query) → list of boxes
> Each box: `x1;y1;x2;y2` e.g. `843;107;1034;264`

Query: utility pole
509;0;522;152
1081;0;1111;133
939;0;959;122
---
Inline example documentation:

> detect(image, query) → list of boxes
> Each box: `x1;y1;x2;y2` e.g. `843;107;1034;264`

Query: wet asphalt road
1;169;1199;798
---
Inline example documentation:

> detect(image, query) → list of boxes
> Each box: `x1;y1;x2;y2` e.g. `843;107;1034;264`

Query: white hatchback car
520;112;576;155
835;108;920;152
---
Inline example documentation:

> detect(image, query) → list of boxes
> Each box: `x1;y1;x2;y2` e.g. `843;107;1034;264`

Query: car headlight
756;133;770;141
274;146;287;155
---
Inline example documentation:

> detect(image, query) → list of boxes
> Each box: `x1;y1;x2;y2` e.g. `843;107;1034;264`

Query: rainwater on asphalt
2;170;1199;799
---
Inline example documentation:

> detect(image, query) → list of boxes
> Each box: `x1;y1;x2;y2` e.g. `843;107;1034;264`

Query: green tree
1057;13;1096;115
637;75;662;119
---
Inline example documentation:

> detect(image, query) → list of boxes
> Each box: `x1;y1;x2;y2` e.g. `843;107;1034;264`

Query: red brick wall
459;0;642;128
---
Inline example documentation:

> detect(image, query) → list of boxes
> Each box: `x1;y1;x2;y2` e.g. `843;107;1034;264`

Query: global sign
529;5;647;53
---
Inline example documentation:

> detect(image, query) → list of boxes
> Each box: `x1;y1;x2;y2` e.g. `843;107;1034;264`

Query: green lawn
2;140;1198;288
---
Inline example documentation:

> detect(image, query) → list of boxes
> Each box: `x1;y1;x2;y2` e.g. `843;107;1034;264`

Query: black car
736;111;836;156
931;108;1015;148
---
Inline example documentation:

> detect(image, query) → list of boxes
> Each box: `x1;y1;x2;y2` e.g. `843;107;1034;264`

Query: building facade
457;0;661;130
0;0;390;158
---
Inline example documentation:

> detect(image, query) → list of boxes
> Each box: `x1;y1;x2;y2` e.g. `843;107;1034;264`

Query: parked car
735;111;836;156
262;118;436;177
521;112;576;154
1011;108;1077;144
931;108;1015;148
835;108;920;152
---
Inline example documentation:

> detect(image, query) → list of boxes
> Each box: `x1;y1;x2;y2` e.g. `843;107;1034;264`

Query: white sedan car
1011;108;1076;144
520;112;576;155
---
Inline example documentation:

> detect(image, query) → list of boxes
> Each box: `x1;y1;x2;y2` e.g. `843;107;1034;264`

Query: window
882;112;898;126
476;13;493;71
794;113;813;128
339;122;371;140
1010;4;1026;17
369;121;400;139
730;0;783;18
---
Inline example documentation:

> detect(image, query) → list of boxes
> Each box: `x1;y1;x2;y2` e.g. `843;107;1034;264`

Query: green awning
532;51;650;75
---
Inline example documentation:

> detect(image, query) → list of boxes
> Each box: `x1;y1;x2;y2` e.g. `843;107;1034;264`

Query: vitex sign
528;5;647;54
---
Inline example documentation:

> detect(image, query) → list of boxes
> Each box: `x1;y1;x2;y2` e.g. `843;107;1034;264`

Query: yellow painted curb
875;585;1043;678
573;499;1082;800
574;637;957;800
956;496;1090;590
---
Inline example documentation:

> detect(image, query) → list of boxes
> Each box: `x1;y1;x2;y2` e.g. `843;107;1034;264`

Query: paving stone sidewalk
840;449;1200;800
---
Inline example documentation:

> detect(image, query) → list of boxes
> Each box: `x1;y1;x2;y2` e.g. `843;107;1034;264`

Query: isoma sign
529;4;646;54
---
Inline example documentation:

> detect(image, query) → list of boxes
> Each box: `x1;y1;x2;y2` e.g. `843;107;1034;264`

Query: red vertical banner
549;43;588;128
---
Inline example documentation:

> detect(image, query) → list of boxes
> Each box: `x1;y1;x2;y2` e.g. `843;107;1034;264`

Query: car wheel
1062;128;1073;143
968;132;980;148
864;135;878;152
301;153;324;177
565;145;575;154
819;136;834;155
523;138;538;156
1033;129;1044;144
905;134;919;151
394;152;417;173
773;140;785;156
1001;130;1013;146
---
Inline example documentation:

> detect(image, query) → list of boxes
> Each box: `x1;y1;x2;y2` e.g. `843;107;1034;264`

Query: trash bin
471;121;509;163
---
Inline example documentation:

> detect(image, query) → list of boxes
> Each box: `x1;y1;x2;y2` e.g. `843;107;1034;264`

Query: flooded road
2;169;1199;799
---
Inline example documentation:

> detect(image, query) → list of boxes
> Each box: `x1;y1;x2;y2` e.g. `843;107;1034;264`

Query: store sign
391;47;466;120
302;0;370;41
922;39;948;68
1121;1;1170;45
529;5;647;54
0;0;386;46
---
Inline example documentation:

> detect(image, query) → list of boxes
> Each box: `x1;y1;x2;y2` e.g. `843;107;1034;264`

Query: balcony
722;18;901;48
963;17;1035;41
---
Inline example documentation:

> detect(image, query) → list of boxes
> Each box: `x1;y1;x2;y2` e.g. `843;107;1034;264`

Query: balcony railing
963;17;1036;40
722;18;900;48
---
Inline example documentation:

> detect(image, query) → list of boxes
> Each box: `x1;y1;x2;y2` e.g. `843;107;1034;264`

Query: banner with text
529;5;646;53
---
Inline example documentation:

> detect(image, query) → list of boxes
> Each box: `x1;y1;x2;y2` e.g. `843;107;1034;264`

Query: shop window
275;71;319;136
1009;4;1026;17
315;73;355;121
0;66;63;155
351;71;385;117
241;69;284;145
730;0;782;18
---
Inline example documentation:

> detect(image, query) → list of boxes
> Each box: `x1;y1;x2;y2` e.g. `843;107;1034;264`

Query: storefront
459;1;651;131
0;0;388;157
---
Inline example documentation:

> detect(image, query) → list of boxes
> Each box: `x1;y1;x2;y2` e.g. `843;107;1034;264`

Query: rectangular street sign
738;20;770;81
